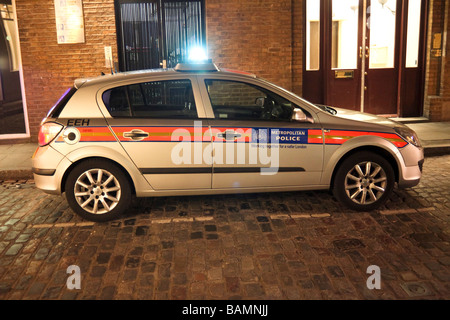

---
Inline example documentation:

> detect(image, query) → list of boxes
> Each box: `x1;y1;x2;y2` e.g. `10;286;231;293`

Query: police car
33;60;424;221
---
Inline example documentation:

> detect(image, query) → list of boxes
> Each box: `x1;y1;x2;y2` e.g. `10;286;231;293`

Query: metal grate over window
115;0;205;71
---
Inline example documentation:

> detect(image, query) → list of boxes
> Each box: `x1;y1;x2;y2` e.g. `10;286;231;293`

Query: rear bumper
32;168;56;176
33;173;62;195
32;145;71;195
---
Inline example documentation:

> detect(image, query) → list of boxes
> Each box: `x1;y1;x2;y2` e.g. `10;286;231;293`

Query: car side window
102;79;198;119
204;79;295;121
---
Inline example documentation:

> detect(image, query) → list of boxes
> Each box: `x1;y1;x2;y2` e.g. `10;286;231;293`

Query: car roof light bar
174;60;219;72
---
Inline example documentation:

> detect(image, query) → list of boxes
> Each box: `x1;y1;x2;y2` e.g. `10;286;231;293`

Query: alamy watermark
366;265;381;290
66;265;81;290
168;121;310;175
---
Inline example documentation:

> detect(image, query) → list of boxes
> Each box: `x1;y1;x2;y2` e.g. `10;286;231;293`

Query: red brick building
0;0;449;143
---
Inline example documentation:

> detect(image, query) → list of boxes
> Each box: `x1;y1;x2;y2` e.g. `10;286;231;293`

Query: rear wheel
65;159;131;222
333;152;395;211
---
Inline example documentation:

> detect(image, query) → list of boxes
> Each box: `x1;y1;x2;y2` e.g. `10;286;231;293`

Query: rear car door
99;75;213;190
197;75;324;189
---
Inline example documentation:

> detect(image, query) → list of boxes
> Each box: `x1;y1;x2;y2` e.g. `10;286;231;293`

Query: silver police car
32;61;424;221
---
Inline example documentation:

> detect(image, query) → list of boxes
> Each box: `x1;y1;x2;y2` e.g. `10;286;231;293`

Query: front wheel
333;152;395;211
65;159;131;222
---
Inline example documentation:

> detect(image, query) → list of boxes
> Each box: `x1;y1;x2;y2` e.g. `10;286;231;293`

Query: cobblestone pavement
0;155;449;300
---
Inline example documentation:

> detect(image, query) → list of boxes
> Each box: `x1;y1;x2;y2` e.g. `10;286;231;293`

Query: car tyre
333;151;395;211
65;159;131;222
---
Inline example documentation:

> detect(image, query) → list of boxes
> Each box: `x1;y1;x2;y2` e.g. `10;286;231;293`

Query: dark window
103;79;197;119
115;0;205;71
204;80;295;121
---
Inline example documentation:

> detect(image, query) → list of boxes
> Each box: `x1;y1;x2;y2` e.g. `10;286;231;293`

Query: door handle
123;129;149;141
217;130;242;141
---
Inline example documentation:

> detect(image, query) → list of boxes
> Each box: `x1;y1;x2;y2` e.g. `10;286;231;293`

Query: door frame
0;0;30;140
397;0;429;117
114;0;206;72
302;0;429;117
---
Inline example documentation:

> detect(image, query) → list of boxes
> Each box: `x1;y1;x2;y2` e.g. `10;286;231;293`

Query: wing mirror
292;108;313;123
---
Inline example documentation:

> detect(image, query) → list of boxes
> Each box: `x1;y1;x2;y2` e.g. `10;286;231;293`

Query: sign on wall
54;0;85;44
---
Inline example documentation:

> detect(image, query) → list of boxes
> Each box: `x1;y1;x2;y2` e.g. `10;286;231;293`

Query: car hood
331;107;405;129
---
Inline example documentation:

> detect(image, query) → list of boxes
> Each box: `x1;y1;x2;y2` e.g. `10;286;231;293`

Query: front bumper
397;145;424;189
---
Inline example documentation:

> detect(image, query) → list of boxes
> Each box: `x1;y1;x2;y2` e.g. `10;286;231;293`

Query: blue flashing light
188;47;208;63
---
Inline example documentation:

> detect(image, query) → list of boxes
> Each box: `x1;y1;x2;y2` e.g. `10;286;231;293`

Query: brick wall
291;0;303;96
15;0;118;141
206;0;295;91
423;0;450;121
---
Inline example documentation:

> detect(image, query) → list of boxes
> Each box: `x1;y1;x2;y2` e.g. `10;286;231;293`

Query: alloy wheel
73;168;121;214
344;161;387;205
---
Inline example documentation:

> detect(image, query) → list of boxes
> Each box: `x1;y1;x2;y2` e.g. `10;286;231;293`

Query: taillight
38;122;64;147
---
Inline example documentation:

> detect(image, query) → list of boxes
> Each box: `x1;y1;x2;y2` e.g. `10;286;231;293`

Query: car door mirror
292;108;313;123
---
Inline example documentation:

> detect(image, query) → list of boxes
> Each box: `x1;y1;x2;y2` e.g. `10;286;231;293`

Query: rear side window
47;86;77;118
102;79;197;119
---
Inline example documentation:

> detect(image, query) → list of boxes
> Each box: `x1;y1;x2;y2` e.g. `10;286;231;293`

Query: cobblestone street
0;155;449;300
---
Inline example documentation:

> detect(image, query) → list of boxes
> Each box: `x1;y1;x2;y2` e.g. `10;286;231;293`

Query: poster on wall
54;0;85;44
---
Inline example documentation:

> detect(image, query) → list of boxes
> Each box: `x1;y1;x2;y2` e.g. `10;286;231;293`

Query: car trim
52;125;407;148
321;129;408;148
112;126;322;144
55;126;116;143
140;168;211;174
112;126;211;142
139;167;306;174
213;167;306;173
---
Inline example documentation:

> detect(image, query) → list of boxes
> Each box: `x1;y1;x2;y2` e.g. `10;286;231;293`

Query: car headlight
394;126;422;147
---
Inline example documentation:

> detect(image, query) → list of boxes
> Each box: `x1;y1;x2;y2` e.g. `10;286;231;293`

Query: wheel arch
329;145;400;191
61;156;137;195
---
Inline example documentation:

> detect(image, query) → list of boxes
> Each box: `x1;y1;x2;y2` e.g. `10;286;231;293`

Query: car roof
74;62;257;89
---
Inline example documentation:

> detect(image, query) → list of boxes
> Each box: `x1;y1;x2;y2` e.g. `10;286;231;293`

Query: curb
423;146;450;157
0;169;33;181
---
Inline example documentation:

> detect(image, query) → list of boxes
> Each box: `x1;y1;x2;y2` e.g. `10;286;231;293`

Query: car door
197;75;324;189
99;75;213;190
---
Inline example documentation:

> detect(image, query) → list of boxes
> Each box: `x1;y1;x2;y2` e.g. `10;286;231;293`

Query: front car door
197;74;324;190
99;75;213;190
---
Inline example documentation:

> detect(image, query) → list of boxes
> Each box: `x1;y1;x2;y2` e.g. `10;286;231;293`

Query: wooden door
303;0;428;117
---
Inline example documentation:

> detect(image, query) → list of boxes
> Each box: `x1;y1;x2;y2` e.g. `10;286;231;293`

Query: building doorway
114;0;205;71
0;0;28;137
303;0;428;117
